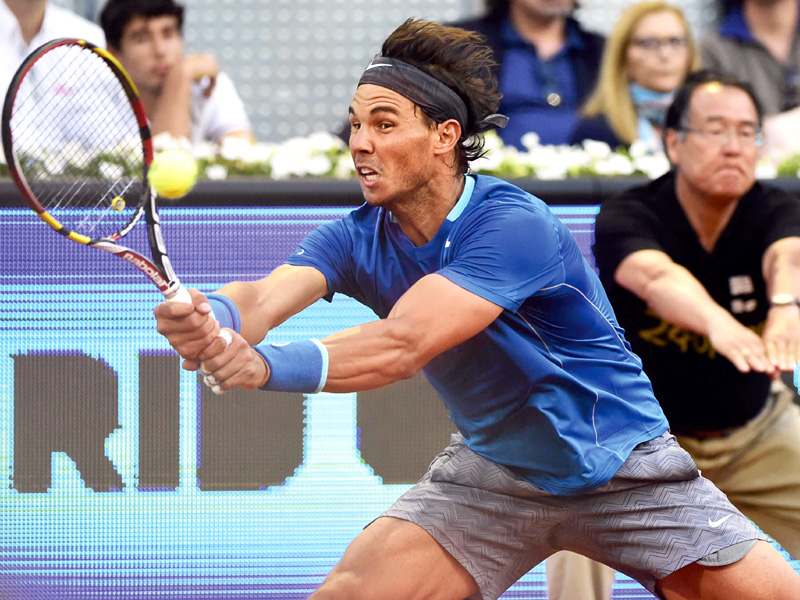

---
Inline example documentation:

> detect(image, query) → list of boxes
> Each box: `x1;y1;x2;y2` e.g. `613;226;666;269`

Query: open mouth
357;166;379;183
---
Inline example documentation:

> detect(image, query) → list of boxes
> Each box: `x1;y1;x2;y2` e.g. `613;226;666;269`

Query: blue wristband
207;294;241;334
254;339;329;394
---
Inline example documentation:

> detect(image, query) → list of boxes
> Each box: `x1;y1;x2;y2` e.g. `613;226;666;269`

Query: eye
738;126;757;139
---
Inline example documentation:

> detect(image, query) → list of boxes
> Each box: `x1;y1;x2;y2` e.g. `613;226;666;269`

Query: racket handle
166;284;192;305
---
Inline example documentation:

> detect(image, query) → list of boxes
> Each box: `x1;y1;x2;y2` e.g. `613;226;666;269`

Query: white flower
333;157;356;180
593;153;635;176
246;142;279;164
269;149;299;180
520;132;541;152
191;141;218;162
581;139;613;159
304;155;333;176
152;132;191;153
99;161;124;180
219;137;255;162
306;131;346;153
205;164;228;180
472;145;507;173
43;154;66;176
632;153;670;179
755;158;778;180
628;139;652;159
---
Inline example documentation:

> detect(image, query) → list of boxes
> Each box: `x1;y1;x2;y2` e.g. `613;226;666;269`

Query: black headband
357;57;508;134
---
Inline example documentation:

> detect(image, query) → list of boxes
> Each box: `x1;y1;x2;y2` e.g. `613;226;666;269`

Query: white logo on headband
366;62;392;70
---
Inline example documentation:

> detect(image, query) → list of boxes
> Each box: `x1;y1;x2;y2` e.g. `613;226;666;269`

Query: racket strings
8;44;146;239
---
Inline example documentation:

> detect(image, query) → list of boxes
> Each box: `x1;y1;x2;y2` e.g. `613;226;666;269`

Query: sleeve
284;218;355;301
436;203;565;312
201;72;252;142
755;186;800;252
592;188;665;284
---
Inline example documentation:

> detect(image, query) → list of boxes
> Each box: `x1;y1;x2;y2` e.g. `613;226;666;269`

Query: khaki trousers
546;387;800;600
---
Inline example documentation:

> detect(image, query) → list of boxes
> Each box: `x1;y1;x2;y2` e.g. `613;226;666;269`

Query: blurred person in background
100;0;252;145
701;0;800;158
559;65;800;600
570;1;699;151
595;68;800;562
0;0;105;99
452;0;604;149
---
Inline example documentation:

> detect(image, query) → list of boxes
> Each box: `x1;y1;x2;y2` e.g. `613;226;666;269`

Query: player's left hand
196;330;270;395
762;304;800;372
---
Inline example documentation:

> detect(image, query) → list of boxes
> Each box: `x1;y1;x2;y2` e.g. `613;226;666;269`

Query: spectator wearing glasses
569;1;699;151
452;0;605;149
701;0;800;157
593;70;800;564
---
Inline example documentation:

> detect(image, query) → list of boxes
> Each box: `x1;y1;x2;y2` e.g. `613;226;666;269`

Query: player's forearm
318;318;426;393
214;265;328;345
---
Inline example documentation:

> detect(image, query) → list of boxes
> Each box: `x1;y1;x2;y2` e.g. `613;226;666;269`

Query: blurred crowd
3;0;800;160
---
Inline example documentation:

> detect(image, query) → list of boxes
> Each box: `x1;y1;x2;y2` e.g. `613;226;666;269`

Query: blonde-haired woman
569;1;699;150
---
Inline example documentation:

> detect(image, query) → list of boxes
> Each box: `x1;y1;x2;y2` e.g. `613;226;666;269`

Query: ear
433;119;461;156
664;128;680;165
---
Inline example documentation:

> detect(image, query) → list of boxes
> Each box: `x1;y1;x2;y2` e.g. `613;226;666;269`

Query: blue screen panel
1;205;796;599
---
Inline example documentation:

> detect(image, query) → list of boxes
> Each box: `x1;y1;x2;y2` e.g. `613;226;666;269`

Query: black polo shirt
593;172;800;433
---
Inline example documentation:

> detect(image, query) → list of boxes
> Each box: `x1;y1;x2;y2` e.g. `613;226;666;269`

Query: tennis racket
1;38;190;304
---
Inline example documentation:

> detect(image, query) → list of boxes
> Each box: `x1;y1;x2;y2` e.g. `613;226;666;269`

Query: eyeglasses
678;126;763;147
630;36;689;51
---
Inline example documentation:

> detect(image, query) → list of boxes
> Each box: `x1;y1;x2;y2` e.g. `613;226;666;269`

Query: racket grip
166;284;192;305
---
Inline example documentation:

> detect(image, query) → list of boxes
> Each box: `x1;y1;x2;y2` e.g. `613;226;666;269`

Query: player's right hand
154;288;222;364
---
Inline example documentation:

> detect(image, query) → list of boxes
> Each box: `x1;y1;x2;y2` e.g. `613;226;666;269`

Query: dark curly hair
100;0;184;49
379;19;502;175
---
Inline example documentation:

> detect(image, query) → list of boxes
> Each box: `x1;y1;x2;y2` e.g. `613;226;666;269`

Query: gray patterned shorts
381;431;762;600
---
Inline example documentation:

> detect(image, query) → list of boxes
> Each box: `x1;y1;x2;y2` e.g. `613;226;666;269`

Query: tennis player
154;19;800;600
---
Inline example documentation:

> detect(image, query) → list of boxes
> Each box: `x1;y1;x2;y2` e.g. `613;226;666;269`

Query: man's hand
182;54;219;97
198;331;271;394
707;312;774;374
154;288;226;370
763;304;800;371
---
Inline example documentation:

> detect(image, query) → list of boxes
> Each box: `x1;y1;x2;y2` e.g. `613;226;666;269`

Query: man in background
702;0;800;157
594;70;800;563
452;0;604;149
0;0;105;98
100;0;252;145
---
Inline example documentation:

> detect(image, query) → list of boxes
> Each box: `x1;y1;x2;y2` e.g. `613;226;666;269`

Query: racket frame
1;38;188;302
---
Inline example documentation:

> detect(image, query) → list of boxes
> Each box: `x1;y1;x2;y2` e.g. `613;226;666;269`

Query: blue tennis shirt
287;175;668;495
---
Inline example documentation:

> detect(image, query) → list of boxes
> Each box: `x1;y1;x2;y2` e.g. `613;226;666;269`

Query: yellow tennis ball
149;149;198;199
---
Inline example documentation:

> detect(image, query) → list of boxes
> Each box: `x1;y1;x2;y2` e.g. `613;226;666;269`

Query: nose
152;35;169;57
349;125;373;154
720;130;743;153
